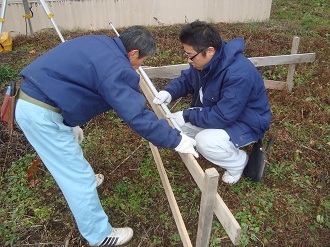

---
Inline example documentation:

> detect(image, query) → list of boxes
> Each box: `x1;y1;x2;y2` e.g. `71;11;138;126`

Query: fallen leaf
25;159;41;188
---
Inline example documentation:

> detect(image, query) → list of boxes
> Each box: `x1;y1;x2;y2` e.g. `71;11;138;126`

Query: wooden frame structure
138;36;315;246
140;81;240;246
143;37;315;92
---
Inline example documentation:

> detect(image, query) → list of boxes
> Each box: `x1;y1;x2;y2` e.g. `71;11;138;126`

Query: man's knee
195;129;233;157
195;129;229;146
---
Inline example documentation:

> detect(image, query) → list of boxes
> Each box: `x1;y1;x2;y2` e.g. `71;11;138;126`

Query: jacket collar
113;37;129;60
200;38;245;78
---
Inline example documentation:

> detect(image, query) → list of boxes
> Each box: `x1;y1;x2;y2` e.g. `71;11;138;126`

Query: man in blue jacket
154;21;271;185
15;26;198;246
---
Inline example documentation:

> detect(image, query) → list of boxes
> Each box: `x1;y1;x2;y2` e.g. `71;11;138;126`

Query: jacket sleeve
185;75;253;129
99;68;181;148
165;67;195;100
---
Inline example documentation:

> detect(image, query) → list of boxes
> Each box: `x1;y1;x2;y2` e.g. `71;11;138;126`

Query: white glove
72;126;84;144
166;111;185;127
153;91;172;105
175;133;199;158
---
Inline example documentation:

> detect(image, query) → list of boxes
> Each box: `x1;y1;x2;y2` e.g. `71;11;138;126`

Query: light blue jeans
15;99;112;244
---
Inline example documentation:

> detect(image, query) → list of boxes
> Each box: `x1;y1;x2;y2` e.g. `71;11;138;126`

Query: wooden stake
149;143;193;247
287;36;300;91
196;168;219;247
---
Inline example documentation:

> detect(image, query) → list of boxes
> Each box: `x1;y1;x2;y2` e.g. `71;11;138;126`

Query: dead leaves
25;158;40;188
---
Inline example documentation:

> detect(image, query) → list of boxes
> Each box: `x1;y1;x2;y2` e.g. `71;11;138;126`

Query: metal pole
109;22;182;131
0;0;8;36
39;0;65;43
22;0;34;36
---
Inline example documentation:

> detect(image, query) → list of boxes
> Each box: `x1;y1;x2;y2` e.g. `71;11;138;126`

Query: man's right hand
153;91;172;105
175;133;199;158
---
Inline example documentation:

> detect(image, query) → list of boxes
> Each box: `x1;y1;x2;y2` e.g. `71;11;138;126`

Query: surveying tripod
0;0;64;42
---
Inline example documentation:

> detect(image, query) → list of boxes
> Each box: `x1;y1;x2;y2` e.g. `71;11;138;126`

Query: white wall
1;0;272;36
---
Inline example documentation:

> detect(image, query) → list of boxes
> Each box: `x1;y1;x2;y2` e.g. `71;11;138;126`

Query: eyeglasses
183;48;207;61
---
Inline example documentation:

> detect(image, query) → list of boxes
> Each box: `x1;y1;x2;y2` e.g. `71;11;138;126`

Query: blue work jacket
19;35;181;148
165;38;271;147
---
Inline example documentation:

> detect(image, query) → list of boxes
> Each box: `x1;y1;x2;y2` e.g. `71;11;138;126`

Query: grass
0;65;19;87
0;154;55;245
1;0;329;246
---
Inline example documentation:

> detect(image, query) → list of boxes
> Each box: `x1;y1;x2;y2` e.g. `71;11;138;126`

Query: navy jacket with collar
164;38;271;148
19;35;181;148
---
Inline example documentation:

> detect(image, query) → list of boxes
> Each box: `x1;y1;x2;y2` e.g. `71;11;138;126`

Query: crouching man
154;21;271;185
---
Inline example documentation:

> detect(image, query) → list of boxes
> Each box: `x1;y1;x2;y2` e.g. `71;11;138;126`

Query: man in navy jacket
154;21;271;185
15;26;197;246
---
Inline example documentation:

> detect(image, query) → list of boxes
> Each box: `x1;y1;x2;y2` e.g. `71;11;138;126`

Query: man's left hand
166;111;185;127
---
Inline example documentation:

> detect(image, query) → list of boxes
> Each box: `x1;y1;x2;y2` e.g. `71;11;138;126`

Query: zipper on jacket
193;72;202;106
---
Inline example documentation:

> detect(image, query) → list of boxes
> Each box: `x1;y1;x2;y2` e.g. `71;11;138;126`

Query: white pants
181;123;248;174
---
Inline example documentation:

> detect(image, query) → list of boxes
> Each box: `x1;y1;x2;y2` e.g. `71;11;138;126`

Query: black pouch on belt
1;81;19;135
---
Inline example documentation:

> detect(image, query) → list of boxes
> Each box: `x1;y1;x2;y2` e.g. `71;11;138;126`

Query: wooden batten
149;143;193;247
264;80;287;90
196;168;219;247
249;53;315;67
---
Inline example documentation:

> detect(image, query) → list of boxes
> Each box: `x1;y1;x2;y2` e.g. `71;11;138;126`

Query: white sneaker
91;227;134;246
222;171;243;184
95;174;104;187
222;154;249;185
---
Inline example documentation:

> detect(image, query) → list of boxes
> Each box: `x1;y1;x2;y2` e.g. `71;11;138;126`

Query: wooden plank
142;64;187;79
149;143;193;247
139;74;242;245
142;53;315;79
196;168;219;247
142;67;286;92
249;53;315;67
214;194;241;244
264;79;287;90
142;64;189;79
286;36;300;91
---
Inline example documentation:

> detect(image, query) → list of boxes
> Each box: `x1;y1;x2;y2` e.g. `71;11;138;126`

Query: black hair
179;20;222;53
119;25;156;58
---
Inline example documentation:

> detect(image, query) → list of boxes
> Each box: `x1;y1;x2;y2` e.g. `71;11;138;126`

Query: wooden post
286;36;300;91
149;143;193;247
196;168;219;247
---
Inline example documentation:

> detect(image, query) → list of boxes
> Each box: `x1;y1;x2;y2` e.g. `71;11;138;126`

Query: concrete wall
1;0;272;36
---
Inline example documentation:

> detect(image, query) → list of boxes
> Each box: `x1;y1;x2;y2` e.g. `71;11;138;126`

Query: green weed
0;65;19;86
0;154;50;245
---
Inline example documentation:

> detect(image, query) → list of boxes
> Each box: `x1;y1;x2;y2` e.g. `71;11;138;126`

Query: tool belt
18;89;62;114
1;81;19;135
1;83;62;135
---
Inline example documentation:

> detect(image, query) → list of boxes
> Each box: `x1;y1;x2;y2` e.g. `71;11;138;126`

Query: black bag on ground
244;137;275;182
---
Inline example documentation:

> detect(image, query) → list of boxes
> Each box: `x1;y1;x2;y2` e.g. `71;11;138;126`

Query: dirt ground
0;21;329;246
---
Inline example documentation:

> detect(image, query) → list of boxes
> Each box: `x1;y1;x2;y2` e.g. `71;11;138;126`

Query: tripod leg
39;0;65;42
22;0;34;36
0;0;8;35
